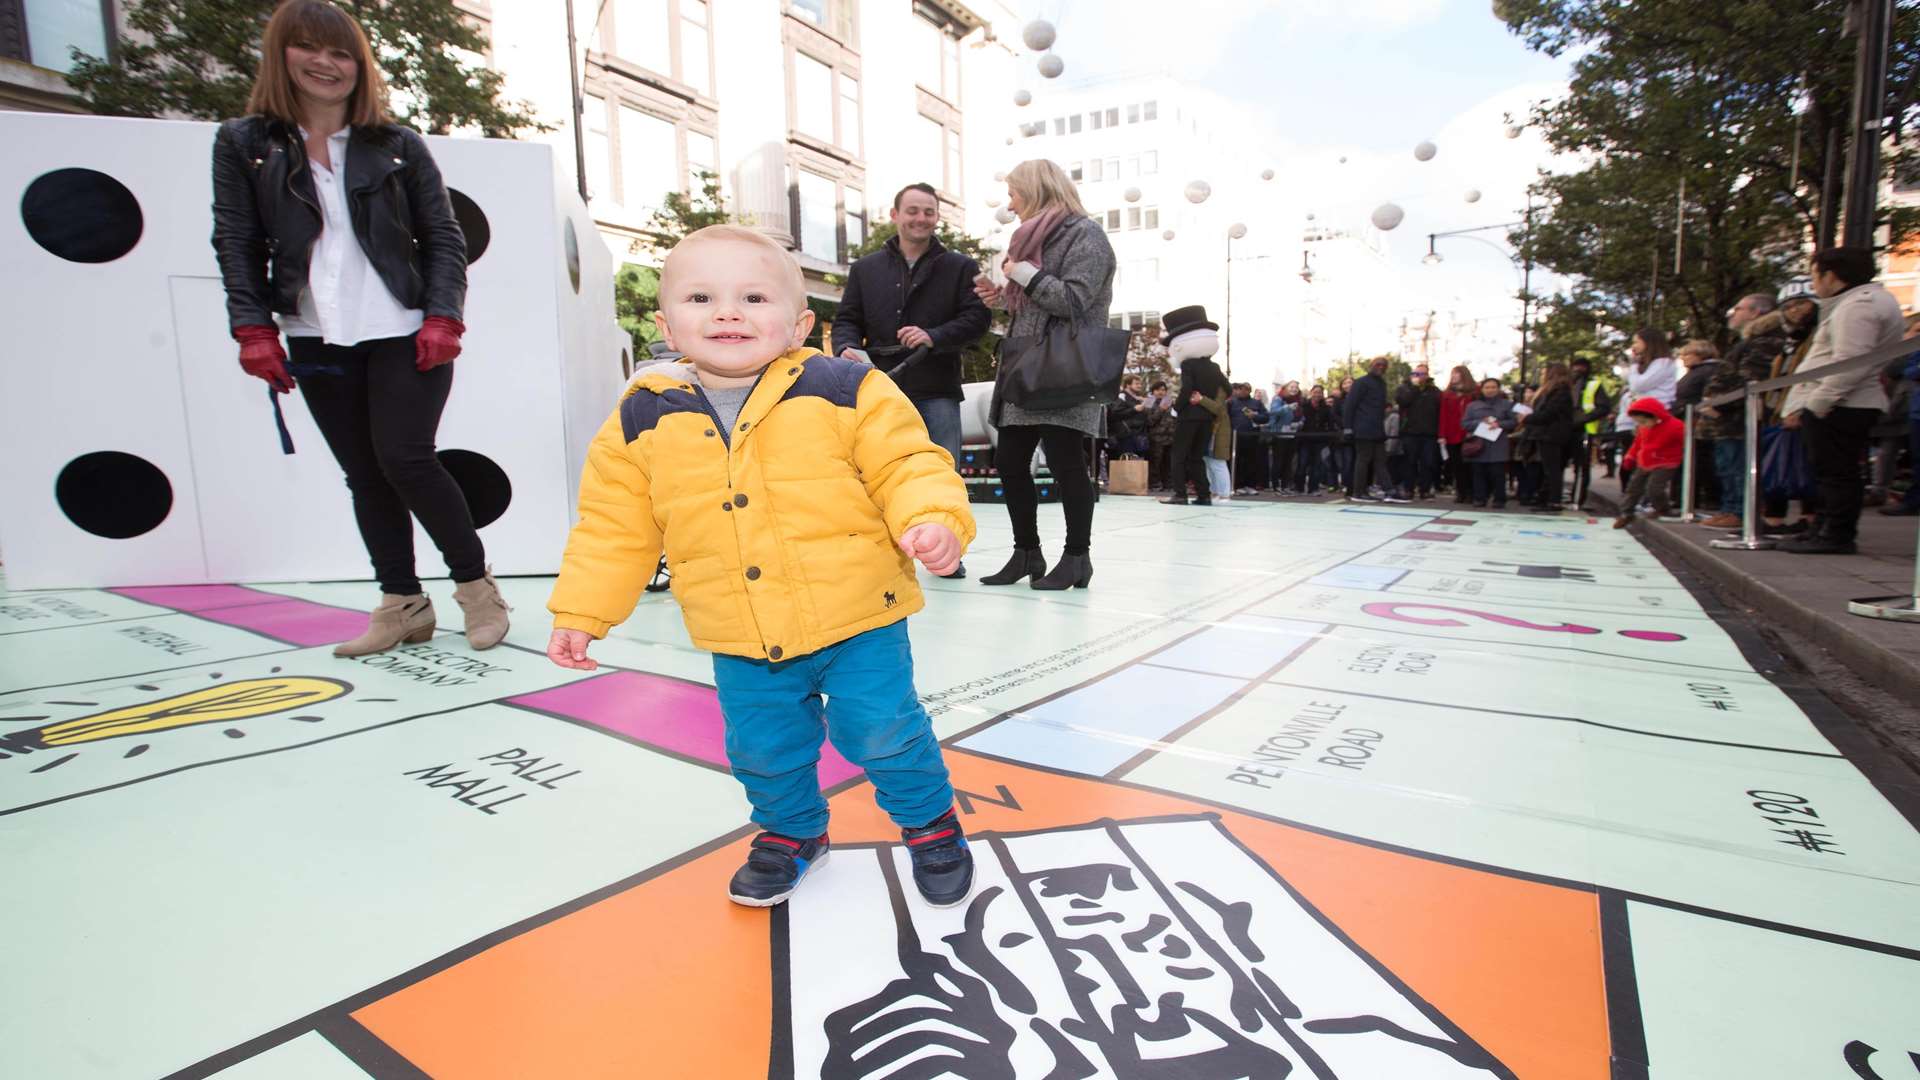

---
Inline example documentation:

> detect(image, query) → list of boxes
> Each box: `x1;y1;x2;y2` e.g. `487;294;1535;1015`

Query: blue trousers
711;621;952;838
915;396;963;461
1906;420;1920;511
1714;439;1745;514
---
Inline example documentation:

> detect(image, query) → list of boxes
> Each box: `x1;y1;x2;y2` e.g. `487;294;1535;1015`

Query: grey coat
990;214;1117;437
1460;396;1518;464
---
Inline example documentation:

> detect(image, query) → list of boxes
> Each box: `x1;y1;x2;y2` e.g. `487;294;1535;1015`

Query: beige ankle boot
333;594;437;657
453;571;510;650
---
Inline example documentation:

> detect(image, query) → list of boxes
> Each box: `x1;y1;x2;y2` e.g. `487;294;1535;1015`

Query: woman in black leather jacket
211;0;506;656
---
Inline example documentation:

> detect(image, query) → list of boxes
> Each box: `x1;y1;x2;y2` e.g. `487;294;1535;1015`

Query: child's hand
547;628;599;670
898;523;962;577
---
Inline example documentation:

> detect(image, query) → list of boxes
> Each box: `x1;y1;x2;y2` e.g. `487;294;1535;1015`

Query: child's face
1633;414;1655;431
655;238;814;384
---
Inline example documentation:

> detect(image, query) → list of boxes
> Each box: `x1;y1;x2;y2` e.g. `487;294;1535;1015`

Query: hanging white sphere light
1413;140;1438;161
1261;168;1275;181
1370;203;1405;231
1123;186;1142;203
1005;136;1015;145
1037;53;1065;79
994;207;1016;225
1306;212;1316;221
1338;156;1348;164
1162;229;1176;240
1505;124;1524;139
1228;223;1249;239
993;171;1007;182
1022;20;1056;51
1463;189;1482;204
1013;89;1032;107
986;195;1001;208
1184;179;1212;204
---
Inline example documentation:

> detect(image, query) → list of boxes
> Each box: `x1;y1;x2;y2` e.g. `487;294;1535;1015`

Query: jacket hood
1743;311;1787;340
1626;396;1674;422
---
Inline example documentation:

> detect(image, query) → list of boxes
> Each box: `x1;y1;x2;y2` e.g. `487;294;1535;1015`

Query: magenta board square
114;585;368;646
507;670;865;788
1401;530;1461;542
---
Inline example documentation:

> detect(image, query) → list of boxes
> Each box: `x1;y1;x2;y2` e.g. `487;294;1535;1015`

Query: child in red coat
1614;397;1686;527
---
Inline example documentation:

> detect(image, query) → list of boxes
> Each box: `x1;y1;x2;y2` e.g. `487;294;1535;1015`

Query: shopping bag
1108;457;1148;495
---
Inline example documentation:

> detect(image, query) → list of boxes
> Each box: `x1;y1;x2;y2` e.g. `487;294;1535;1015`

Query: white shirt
1614;354;1677;431
276;127;424;346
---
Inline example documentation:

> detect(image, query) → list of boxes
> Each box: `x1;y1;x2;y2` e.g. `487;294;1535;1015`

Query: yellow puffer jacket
548;347;975;661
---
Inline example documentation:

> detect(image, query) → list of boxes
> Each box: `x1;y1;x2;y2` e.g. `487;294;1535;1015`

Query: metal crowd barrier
1692;334;1920;624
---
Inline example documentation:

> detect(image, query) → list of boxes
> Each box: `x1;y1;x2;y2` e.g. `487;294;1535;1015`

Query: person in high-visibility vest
1570;357;1614;508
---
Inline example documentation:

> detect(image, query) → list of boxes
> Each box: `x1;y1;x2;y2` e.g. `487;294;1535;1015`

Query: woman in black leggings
210;0;507;654
974;159;1117;590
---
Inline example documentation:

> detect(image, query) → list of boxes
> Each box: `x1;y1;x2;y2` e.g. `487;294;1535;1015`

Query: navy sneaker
902;809;974;907
728;830;829;907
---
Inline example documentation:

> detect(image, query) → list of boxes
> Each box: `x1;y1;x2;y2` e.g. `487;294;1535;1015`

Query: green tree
66;0;543;136
1127;323;1175;387
837;220;1004;383
1495;1;1919;345
1328;353;1414;389
615;170;734;362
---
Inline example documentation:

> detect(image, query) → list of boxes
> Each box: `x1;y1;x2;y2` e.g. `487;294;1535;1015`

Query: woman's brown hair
1447;364;1474;393
248;0;390;127
1529;362;1572;407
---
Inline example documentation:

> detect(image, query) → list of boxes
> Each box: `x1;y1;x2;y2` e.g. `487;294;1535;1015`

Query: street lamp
1421;211;1535;384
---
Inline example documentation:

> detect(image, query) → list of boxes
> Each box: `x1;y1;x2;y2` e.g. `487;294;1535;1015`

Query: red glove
416;316;465;372
234;325;293;393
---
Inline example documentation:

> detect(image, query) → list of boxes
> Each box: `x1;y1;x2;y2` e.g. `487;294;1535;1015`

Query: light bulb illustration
1;677;352;767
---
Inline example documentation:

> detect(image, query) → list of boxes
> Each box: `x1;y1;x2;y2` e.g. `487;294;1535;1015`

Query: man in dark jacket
1229;383;1269;493
1696;293;1784;527
831;183;991;463
1343;357;1391;501
1392;364;1441;498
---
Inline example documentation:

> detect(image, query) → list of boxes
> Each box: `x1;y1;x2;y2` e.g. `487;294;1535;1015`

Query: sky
1015;0;1580;378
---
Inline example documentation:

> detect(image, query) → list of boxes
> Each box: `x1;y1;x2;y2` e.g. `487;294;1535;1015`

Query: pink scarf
1002;207;1069;315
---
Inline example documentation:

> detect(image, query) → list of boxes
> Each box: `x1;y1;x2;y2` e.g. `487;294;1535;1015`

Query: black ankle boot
980;547;1046;586
1031;552;1092;591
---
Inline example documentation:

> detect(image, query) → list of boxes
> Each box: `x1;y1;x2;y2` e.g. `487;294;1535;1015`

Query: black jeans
1169;421;1212;501
1471;461;1507;506
1407;436;1440;494
1801;406;1878;542
1534;440;1565;505
1234;432;1267;489
996;423;1096;553
1350;438;1386;495
291;335;486;594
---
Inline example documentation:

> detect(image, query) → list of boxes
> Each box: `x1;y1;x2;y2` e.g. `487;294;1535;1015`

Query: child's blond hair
1677;338;1718;361
661;224;806;305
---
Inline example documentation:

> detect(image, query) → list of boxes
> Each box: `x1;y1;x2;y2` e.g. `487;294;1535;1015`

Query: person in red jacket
1613;397;1686;528
1440;365;1474;502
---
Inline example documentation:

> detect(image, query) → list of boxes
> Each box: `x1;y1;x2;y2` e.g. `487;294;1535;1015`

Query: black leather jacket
210;115;466;332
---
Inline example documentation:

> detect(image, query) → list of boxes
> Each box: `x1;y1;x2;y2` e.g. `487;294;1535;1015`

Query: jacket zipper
284;132;321;218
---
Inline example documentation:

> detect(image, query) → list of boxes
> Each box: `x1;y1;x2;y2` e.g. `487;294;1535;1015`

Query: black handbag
997;315;1130;411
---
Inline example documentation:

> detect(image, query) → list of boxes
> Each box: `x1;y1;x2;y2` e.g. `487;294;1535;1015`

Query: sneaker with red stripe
901;808;974;908
727;830;829;907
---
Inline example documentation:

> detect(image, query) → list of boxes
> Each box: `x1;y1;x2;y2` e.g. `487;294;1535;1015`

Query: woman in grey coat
1460;377;1518;508
973;159;1117;590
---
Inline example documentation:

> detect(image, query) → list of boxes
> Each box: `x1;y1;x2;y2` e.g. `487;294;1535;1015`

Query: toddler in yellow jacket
546;224;977;908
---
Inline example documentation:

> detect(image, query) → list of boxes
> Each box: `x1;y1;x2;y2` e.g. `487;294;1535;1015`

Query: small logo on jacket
883;591;897;608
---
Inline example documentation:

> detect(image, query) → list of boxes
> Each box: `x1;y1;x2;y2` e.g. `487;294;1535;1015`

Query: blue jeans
915;396;963;462
711;621;951;838
1906;420;1920;510
1713;439;1745;514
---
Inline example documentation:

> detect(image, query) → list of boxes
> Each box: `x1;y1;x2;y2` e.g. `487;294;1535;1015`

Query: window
14;0;110;73
1087;159;1103;182
845;186;867;249
583;95;613;203
1106;157;1120;179
1142;150;1158;175
618;105;679;213
1105;107;1119;126
681;0;711;95
838;76;861;155
1053;117;1066;136
1105;209;1122;232
1069;161;1083;181
1143;100;1158;120
1090;111;1104;131
1145;207;1159;229
1023;122;1046;138
686;130;717;186
1128;104;1140;123
793;52;834;141
921;114;946;190
614;0;672;76
1126;207;1141;230
1109;314;1126;329
1069;114;1083;134
796;169;839;262
940;26;961;102
788;0;854;41
946;128;962;198
1129;312;1146;331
